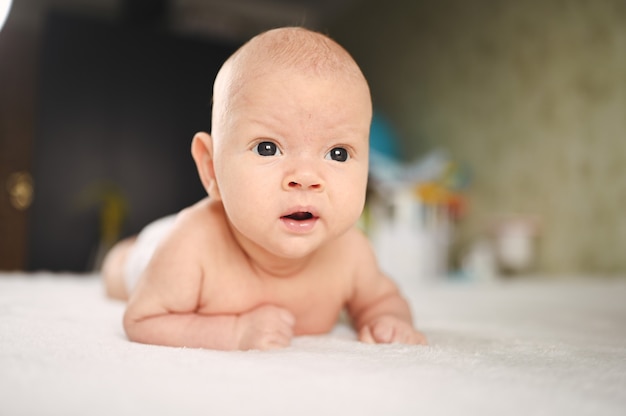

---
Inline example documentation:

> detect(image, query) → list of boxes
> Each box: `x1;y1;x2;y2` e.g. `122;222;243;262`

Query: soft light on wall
0;0;12;31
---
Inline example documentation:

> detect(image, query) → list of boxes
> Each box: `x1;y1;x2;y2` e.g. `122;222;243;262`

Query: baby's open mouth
282;212;314;221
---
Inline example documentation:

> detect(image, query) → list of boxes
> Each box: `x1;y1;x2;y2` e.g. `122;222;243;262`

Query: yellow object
76;183;127;245
100;190;126;245
416;182;451;205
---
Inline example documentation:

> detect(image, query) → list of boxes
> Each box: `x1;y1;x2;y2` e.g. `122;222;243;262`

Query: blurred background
0;0;624;280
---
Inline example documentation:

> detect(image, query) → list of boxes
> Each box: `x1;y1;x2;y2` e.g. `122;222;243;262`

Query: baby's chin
261;238;325;260
259;226;356;261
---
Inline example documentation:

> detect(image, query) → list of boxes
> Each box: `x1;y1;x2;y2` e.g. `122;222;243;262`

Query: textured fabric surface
1;273;625;416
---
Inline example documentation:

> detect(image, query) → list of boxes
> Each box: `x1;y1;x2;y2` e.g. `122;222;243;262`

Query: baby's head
193;27;372;259
211;27;371;140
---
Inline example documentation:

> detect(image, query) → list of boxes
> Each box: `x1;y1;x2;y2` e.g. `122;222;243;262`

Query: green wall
332;0;626;274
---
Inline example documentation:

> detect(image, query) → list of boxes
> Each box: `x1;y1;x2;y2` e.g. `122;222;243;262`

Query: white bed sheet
1;272;625;416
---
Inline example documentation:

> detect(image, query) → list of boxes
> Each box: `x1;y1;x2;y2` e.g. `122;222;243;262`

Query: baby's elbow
123;305;173;346
122;308;145;343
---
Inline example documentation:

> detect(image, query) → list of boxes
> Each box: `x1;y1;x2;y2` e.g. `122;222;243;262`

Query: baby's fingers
359;322;393;344
389;325;428;345
236;305;295;350
359;318;428;345
410;330;428;345
358;325;375;344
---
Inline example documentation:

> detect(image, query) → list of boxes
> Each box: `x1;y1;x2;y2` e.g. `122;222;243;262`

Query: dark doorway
27;12;237;272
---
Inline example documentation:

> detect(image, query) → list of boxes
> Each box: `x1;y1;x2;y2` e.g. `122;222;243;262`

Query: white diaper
124;214;178;293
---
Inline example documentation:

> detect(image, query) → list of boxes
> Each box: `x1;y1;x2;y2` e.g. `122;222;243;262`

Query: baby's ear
191;132;221;200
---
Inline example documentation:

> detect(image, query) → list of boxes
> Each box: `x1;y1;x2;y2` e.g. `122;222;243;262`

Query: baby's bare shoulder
336;227;377;260
139;199;234;291
337;227;388;281
174;198;226;234
159;199;231;256
319;227;379;279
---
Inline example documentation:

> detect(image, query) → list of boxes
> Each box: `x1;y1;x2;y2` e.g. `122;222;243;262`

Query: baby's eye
254;141;282;157
325;147;349;162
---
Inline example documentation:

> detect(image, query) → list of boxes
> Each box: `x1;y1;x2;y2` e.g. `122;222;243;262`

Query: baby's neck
228;224;316;280
246;241;316;280
250;255;313;280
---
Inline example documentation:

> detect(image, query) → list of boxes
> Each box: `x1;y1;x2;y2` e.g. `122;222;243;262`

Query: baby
102;27;427;351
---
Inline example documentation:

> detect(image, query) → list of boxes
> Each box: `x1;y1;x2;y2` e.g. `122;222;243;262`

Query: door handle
6;171;33;211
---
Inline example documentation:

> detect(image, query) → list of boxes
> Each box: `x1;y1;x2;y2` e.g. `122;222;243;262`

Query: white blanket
1;272;625;416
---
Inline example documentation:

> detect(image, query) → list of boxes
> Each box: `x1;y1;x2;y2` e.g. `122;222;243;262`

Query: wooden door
0;25;38;270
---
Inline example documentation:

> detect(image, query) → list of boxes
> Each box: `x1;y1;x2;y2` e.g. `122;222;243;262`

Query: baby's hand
236;304;295;350
359;315;427;345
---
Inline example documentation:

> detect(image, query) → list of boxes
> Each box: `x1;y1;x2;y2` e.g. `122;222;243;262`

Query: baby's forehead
211;28;371;137
229;28;365;84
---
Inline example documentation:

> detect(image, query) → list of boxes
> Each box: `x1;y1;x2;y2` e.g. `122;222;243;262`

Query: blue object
370;112;401;161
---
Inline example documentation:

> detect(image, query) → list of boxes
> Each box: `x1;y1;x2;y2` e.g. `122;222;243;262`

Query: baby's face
212;68;371;259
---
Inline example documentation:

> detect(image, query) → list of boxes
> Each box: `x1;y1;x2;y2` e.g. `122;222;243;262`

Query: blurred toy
366;134;470;285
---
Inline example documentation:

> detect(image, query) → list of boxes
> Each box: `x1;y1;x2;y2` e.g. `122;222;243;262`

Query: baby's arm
346;236;427;345
351;286;427;345
125;292;294;350
123;215;294;351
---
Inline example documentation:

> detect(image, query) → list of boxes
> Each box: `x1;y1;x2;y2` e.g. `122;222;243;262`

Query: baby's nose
286;180;323;191
283;168;324;192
